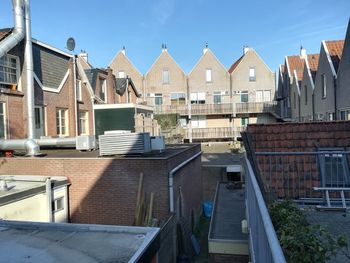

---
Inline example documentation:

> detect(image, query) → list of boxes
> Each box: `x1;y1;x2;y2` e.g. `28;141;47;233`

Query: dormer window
0;54;19;86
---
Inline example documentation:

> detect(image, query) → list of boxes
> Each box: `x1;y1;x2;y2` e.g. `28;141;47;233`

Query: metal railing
184;126;245;139
154;102;277;115
255;151;350;200
245;157;286;263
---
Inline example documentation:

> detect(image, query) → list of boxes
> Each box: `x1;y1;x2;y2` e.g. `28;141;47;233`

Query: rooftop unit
99;132;151;156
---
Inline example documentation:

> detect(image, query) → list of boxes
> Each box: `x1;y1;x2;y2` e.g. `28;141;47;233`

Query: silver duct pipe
0;139;40;156
36;137;76;147
0;0;25;58
24;0;35;139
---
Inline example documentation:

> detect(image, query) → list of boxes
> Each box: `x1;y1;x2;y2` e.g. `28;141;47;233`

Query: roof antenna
205;42;208;48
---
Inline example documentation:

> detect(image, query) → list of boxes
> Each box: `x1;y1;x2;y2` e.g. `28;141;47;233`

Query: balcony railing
244;157;286;263
184;126;245;139
154;102;277;116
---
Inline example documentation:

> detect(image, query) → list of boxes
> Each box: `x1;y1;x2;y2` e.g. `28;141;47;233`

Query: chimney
300;46;307;59
162;43;167;52
243;46;249;55
121;46;126;55
78;50;88;62
203;42;208;54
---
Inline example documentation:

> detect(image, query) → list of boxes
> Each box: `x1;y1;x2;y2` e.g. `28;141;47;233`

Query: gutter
168;150;202;213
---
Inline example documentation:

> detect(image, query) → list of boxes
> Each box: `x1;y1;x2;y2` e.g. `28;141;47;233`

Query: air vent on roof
76;135;96;151
99;132;151;156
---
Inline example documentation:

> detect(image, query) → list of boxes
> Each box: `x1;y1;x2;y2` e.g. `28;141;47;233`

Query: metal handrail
245;157;286;263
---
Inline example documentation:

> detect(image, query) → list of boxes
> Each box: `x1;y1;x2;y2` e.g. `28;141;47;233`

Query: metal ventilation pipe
0;0;25;58
24;0;35;139
0;139;40;156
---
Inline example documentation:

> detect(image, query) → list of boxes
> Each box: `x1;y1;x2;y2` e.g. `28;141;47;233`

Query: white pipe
73;56;78;136
46;178;53;222
168;151;202;213
35;137;76;147
0;0;25;58
24;0;35;139
0;139;40;156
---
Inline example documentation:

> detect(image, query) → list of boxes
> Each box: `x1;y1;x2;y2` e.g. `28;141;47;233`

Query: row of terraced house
109;45;277;142
277;20;350;122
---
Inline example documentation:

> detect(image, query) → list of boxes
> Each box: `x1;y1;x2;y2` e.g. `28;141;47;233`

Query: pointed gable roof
228;55;244;73
306;54;319;81
286;55;305;81
0;28;12;42
324;40;344;73
145;49;185;77
109;49;143;77
188;48;228;76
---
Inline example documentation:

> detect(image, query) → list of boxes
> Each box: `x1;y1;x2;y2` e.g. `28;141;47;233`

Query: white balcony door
35;106;45;138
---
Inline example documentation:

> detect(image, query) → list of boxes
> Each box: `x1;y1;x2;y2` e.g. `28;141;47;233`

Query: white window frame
321;74;326;99
249;67;256;81
263;90;271;102
155;93;163;106
76;79;82;101
0;102;6;139
190;92;206;104
100;78;107;102
213;91;222;104
170;92;186;105
240;90;249;103
52;197;64;213
118;71;125;78
79;111;89;135
162;69;170;84
256;90;263;102
0;54;20;86
205;68;212;83
56;108;68;137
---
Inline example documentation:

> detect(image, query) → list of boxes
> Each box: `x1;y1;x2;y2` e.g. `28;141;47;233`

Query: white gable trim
285;56;291;79
33;70;70;93
322;40;337;78
304;57;315;91
32;38;72;58
293;70;301;96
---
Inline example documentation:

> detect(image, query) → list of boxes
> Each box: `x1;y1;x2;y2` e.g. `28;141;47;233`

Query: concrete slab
0;220;160;263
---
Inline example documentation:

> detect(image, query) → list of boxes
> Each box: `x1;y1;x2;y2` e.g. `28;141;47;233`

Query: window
0;54;19;85
263;90;271;102
240;91;248;103
318;149;350;187
155;93;163;106
256;91;263;102
171;93;186;105
327;112;335;121
0;102;5;138
100;78;107;102
190;92;206;104
56;108;68;136
192;116;206;128
340;111;350;120
76;79;82;101
213;91;222;104
162;69;169;84
79;111;88;135
118;71;125;78
321;74;326;98
241;117;249;126
52;197;64;213
304;85;308;105
206;68;212;83
249;67;256;81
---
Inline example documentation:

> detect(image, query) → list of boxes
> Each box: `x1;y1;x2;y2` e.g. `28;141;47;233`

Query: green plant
154;114;179;130
269;200;347;263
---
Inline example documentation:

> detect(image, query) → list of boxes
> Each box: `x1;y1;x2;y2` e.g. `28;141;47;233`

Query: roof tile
325;40;344;72
0;28;13;42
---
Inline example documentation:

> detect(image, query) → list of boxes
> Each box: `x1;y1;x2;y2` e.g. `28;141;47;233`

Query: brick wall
0;145;202;226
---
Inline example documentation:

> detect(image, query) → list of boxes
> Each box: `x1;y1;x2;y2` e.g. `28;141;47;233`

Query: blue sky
0;0;349;73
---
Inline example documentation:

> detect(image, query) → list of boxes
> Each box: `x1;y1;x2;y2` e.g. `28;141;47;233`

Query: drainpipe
0;0;25;58
334;75;337;120
46;178;53;222
73;55;78;136
168;151;202;213
312;92;315;121
24;0;35;139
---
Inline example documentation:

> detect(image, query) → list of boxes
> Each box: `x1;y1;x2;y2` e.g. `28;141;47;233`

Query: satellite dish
66;37;76;52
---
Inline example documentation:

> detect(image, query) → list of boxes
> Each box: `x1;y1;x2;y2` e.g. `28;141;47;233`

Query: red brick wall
0;145;202;226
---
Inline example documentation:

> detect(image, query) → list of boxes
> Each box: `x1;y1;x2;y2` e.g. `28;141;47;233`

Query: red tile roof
0;28;12;41
286;55;305;81
325;40;344;72
228;55;244;73
307;54;319;80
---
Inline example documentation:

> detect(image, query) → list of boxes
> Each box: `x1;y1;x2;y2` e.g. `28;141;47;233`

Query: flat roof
208;182;248;255
33;144;199;160
201;144;243;167
0;220;160;263
93;103;154;112
0;175;69;205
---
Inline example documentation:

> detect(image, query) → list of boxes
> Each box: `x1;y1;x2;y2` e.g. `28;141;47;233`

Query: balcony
154;102;277;116
184;126;245;140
